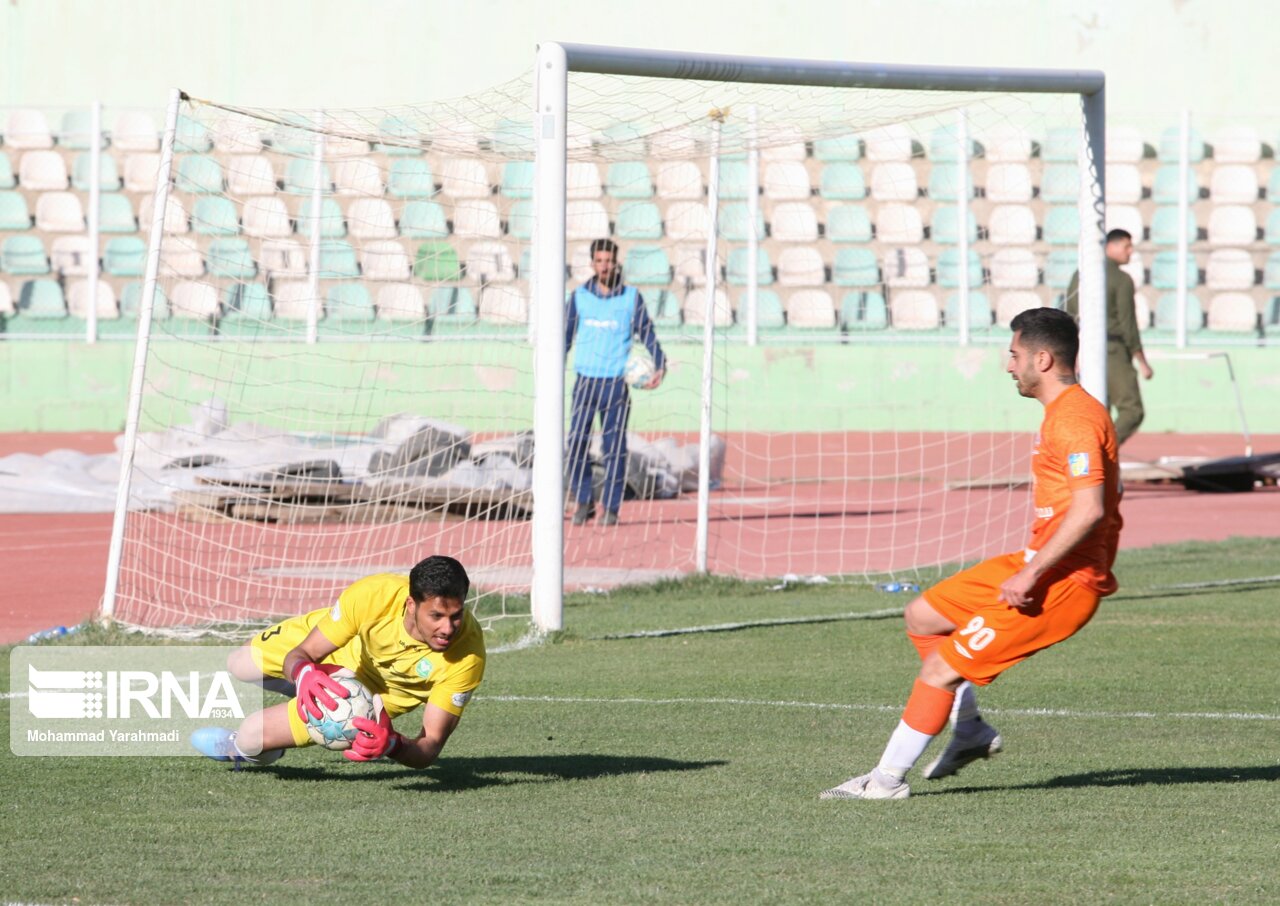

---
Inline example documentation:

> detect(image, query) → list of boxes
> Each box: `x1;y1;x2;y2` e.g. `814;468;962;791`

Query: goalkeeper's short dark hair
1106;228;1132;244
1009;306;1079;370
409;556;470;603
589;238;619;258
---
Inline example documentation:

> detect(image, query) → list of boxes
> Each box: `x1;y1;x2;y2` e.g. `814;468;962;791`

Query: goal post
531;43;1108;631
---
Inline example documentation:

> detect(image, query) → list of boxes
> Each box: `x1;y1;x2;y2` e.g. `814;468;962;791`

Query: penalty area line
590;607;906;640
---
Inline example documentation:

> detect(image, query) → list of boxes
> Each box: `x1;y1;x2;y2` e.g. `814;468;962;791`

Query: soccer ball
625;348;656;388
303;669;380;751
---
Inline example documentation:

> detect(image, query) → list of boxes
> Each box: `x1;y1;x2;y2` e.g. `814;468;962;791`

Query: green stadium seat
936;248;984;289
751;290;785;330
217;282;290;337
840;290;888;331
387;159;436;198
103;237;147;277
1044;249;1078;290
413;241;462;282
98;193;137;233
400;201;449;239
1151;251;1200;290
507;200;534;241
119;282;170;320
1;236;49;275
0;152;13;189
1152;165;1200;204
615;202;663;240
1264;252;1280;289
819;162;867;200
1157;126;1207;163
57;110;99;150
284;160;333;195
374;116;422;156
72;152;122;191
191;197;241;236
206;239;257;279
1040;164;1079;204
175;155;224;194
606;161;654;199
0;191;32;230
726;247;773;286
1151;292;1204;333
1042;127;1079;162
317;240;359;278
323;284;377;329
16;279;66;318
623;246;671;287
491;119;533;156
1043;206;1080;246
928;125;981;162
832;248;879;287
174;116;212;153
1267;168;1280;202
1151;207;1199;246
640;289;678;328
813;134;863;162
718;160;753;201
931;207;978;245
500;161;534;199
926;167;976;202
943;290;993;330
428;286;478;334
825;205;873;243
296;198;346;238
717;203;764;242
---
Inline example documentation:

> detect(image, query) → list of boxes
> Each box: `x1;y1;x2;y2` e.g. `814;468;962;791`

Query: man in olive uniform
1065;228;1154;447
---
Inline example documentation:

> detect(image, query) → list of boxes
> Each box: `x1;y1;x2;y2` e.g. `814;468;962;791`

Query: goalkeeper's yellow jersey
311;573;486;718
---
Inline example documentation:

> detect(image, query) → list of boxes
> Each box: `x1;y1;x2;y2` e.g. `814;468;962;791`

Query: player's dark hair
1105;228;1132;244
1009;307;1079;369
589;238;618;258
409;555;470;603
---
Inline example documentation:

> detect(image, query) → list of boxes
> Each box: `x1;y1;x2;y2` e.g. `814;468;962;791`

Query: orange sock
901;678;956;736
906;630;944;662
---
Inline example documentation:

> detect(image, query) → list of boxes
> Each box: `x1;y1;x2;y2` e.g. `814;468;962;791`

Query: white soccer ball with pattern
625;350;656;388
303;669;380;751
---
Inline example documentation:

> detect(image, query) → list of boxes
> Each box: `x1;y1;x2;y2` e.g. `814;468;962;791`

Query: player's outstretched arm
390;704;461;769
999;484;1105;607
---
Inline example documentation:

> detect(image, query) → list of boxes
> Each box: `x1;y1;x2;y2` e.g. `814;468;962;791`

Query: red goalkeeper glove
343;709;403;762
292;662;349;722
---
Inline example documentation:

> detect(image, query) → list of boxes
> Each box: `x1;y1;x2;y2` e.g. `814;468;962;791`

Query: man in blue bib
564;238;667;526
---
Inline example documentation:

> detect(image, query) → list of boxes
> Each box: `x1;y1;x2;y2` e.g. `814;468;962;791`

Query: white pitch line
480;693;1280;723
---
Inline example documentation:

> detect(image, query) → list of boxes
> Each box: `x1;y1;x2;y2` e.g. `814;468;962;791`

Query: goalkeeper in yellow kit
192;555;485;768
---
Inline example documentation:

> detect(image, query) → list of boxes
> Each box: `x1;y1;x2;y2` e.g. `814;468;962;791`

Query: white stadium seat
226;154;278;196
664;201;711;242
334;158;385;197
1205;249;1257;291
66;279;118;320
479;284;529;325
763;161;811;200
1209;165;1260;204
656;161;703;199
566;162;604;200
1207;206;1258;246
241;196;292;238
211;121;264;154
874;203;924;244
683;287;732;327
113;112;161;152
995;291;1043;327
452;200;501;238
463;241;516;284
863;124;915;162
35;192;86;232
124;153;161;192
770;203;819;242
376;283;427;321
983;127;1033;163
1211;126;1262;164
346;198;398;240
785;289;837;328
989;248;1039;289
869;162;919;202
889;290;940;329
1207;293;1258;332
50;236;95;277
4;109;54;149
776;247;826;287
1105;164;1143;205
759;124;807;162
882;247;930;288
138;193;190;234
271;281;319;321
565;200;610;241
170;281;219;319
987;205;1037;245
159;236;206;278
1105;126;1146;163
259;239;308;278
439;157;491;198
361;240;413;281
671;244;719;287
18;150;69;190
985;163;1033;204
1106;206;1144;243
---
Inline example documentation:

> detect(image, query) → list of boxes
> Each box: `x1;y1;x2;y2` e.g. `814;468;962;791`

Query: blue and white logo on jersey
1068;453;1090;477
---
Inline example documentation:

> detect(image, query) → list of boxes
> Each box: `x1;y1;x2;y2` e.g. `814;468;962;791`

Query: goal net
102;49;1103;635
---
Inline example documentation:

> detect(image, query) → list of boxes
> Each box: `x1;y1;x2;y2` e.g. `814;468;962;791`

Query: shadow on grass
919;764;1280;797
263;753;728;791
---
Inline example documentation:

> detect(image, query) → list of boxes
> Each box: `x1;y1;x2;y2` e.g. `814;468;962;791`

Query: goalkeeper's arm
391;704;461;769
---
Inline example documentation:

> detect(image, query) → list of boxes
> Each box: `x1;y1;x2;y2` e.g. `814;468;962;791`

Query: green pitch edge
0;339;1275;435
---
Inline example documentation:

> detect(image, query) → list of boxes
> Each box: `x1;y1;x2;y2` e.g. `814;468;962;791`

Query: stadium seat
124;153;161;193
1207;206;1259;246
316;240;360;278
174;117;213;153
716;203;763;243
989;248;1039;289
1107;206;1145;242
439;158;491;199
623;246;671;286
826;205;873;243
452;200;501;239
1042;127;1079;162
1;236;49;275
776;247;826;286
331;158;385;197
819;162;867;200
283;160;334;196
1106;126;1147;163
943;291;993;331
506;200;534;241
874;204;923;244
4;110;54;150
0;191;33;230
1211;126;1263;164
682;287;732;328
1209;165;1260;204
614;202;662;240
347;198;398;240
983;128;1033;163
1266;213;1280;249
206;238;257;279
357;240;410;281
882;247;930;288
565;200;609;241
766;202;817;242
926;166;976;202
225;154;278;196
36;193;86;232
66;279;117;320
656;161;704;199
936;248;983;289
831;248;879;287
0;152;13;189
1151;292;1205;333
840;291;888;331
176;155;224;194
97;193;137;233
889;290;940;329
1044;249;1078;290
995;291;1044;328
1105;164;1143;205
664;201;712;242
72;152;121;191
120;281;171;320
758;125;807;162
813;134;863;162
490;118;533;157
429;285;477;327
159;236;206;278
1157;126;1207;163
987;205;1037;245
869;162;919;202
1268;168;1280;202
191;196;241;236
1152;165;1200;204
717;160;753;201
167;280;218;320
1043;206;1080;246
500;161;535;199
104;237;148;277
215;283;273;333
137;193;189;235
863;124;916;162
18;150;68;190
928;124;980;162
50;236;95;276
986;164;1034;204
242;197;292;238
260;239;308;280
764;161;812;201
267;281;318;322
1205;249;1257;291
1206;293;1259;333
566;162;603;200
930;207;977;245
463;241;515;284
1265;252;1280;289
17;279;66;318
672;244;719;287
325;284;376;322
0;281;13;315
726;247;773;286
112;112;160;152
1040;164;1079;204
211;121;265;155
1150;206;1198;247
786;289;838;328
387;159;436;198
399;201;449;239
737;289;785;330
479;284;529;326
412;241;462;282
1150;251;1200;290
605;161;654;199
374;116;424;156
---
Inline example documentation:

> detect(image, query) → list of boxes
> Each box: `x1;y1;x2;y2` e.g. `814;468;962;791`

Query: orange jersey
1028;384;1122;595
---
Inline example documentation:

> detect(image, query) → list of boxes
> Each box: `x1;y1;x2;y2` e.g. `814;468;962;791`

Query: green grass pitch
2;537;1278;904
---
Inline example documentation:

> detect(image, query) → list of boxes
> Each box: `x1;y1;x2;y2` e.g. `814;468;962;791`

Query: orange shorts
923;552;1100;686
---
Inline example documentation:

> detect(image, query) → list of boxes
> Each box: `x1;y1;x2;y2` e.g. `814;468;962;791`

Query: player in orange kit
822;307;1122;800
